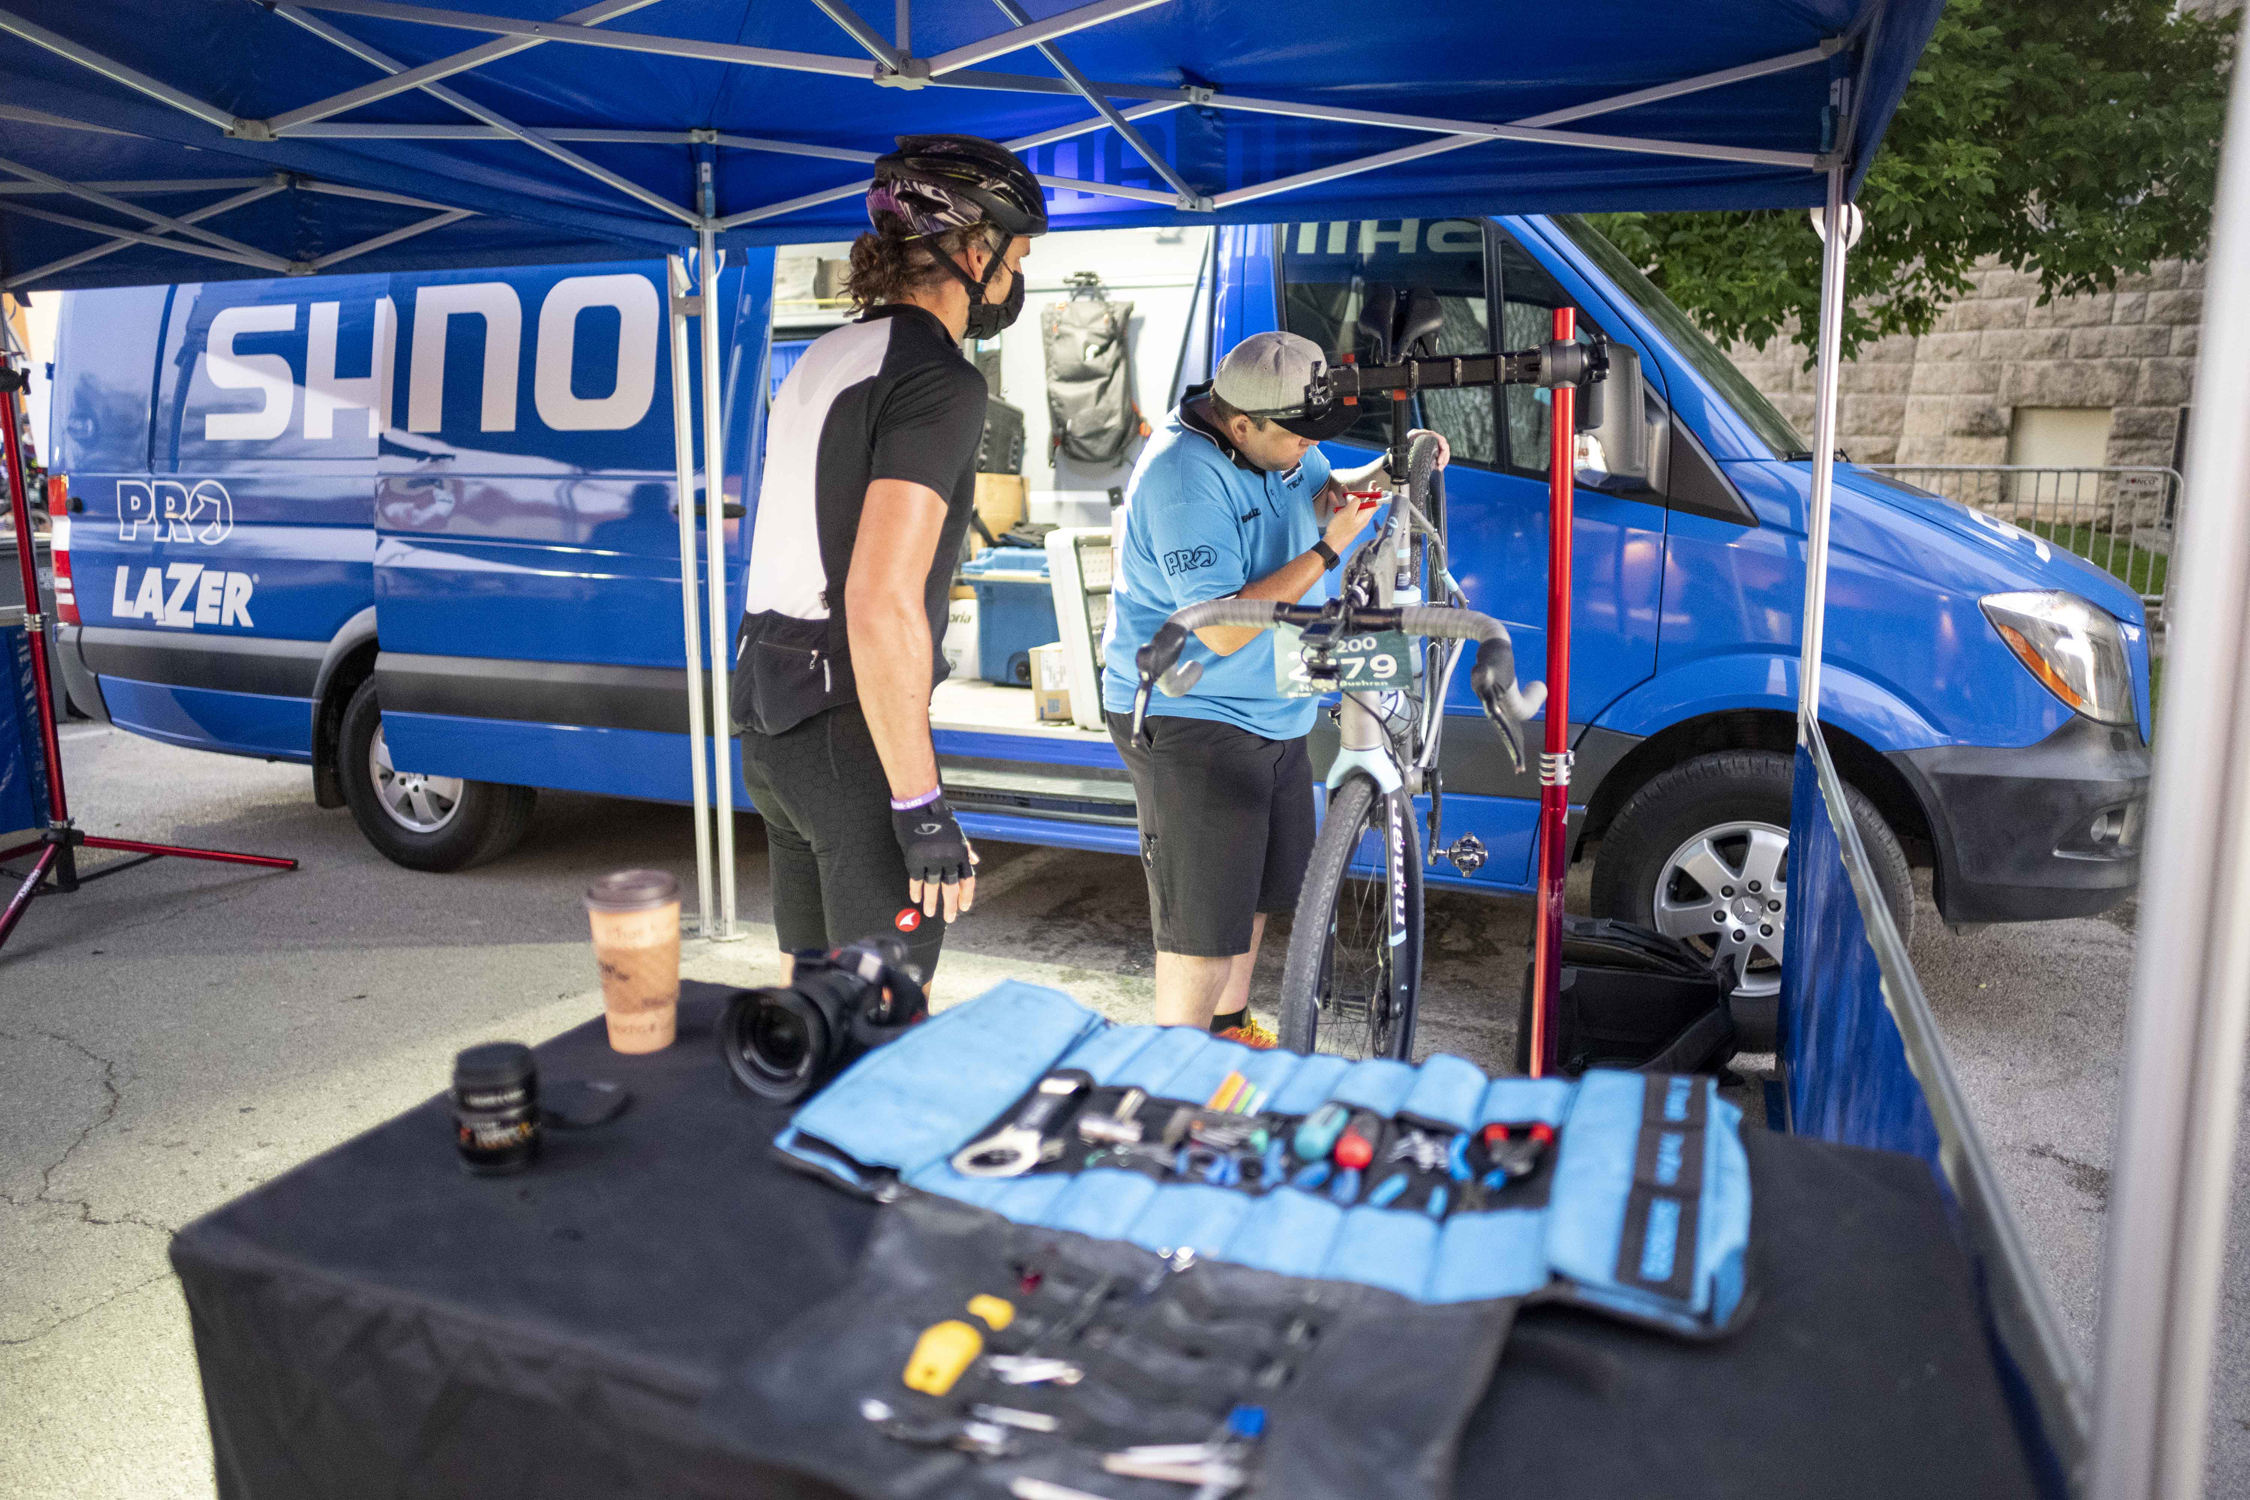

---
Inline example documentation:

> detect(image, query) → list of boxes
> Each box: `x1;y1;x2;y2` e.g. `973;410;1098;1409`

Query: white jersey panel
745;318;896;621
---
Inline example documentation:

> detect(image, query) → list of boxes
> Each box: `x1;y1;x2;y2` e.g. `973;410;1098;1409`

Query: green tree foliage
1588;0;2236;360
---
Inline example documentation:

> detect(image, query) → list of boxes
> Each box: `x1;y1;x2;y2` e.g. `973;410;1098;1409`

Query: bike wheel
1278;776;1425;1060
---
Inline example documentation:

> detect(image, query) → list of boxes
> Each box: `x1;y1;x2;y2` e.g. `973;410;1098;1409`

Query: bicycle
1131;430;1546;1060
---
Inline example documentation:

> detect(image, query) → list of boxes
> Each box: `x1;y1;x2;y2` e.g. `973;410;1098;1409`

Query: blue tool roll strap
776;981;1750;1335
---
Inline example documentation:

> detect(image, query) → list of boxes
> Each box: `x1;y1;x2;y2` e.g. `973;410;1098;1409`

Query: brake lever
1468;631;1545;775
1477;680;1547;774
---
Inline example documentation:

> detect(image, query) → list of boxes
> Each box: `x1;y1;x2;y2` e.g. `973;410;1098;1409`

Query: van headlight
1980;591;2135;726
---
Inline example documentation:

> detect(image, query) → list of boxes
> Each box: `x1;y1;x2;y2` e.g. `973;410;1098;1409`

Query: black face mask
949;244;1024;342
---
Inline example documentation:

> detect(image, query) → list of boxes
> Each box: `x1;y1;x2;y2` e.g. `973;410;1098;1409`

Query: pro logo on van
110;563;255;629
117;479;232;545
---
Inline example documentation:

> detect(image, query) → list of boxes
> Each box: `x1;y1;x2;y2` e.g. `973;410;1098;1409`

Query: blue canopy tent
5;3;2235;1494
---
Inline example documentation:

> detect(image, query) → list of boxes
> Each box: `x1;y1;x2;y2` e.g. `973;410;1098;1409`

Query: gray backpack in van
1041;286;1144;465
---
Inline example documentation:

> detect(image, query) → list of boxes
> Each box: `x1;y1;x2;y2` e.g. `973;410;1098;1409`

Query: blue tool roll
775;979;1750;1336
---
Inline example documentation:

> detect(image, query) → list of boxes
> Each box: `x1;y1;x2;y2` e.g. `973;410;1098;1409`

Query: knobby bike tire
1278;776;1425;1060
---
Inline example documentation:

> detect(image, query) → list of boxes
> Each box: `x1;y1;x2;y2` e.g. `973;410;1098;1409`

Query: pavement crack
2026;1141;2112;1204
0;1026;176;1240
0;1269;174;1349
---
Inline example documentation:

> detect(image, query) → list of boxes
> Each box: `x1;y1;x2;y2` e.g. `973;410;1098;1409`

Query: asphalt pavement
1;723;2243;1496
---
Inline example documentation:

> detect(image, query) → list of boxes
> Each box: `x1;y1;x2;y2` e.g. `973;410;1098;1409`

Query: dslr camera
717;935;929;1103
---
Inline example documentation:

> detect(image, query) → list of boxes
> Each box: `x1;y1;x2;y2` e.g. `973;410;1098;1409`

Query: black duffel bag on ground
1516;917;1738;1076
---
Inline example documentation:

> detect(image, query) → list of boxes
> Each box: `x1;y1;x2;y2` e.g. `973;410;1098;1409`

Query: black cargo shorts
1106;711;1316;958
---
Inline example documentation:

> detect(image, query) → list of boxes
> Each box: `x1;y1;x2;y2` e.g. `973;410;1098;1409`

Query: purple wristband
890;786;943;811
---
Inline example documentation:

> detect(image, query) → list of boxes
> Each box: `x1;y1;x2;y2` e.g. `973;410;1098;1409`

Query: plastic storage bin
962;549;1058;686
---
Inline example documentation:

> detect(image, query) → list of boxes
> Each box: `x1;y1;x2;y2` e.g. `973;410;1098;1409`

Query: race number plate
1275;625;1415;697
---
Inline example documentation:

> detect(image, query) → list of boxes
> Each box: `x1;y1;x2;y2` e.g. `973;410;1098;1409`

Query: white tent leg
1794;162;1851;732
698;223;743;942
667;254;716;937
2091;6;2250;1495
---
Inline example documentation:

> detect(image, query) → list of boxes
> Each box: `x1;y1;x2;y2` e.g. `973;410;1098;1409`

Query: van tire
1588;750;1913;1052
338;679;536;872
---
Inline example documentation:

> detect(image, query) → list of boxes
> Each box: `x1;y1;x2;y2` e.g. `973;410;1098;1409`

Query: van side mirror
1577;342;1652;487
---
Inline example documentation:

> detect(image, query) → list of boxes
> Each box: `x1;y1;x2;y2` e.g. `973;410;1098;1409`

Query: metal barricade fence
1863;465;2178;625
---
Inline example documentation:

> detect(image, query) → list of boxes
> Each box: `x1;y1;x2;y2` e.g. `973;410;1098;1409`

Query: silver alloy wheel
369;722;465;834
1650;820;1788;998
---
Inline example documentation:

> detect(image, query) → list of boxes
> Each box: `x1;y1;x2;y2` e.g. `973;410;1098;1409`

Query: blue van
42;215;2151;1007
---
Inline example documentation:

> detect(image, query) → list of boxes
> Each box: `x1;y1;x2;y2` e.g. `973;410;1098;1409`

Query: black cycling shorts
739;703;948;978
1106;711;1316;958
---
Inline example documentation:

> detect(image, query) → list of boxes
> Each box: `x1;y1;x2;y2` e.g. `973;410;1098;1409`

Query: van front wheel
339;679;536;872
1589;749;1912;1051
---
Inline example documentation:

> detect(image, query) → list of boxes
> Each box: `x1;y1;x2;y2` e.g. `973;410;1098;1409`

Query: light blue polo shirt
1101;396;1334;739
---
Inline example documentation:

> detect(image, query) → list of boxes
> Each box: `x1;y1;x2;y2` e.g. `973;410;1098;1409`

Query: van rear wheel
339;679;536;872
1589;750;1913;1052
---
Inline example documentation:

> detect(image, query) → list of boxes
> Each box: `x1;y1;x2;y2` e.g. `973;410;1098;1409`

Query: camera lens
750;1005;811;1077
720;987;834;1103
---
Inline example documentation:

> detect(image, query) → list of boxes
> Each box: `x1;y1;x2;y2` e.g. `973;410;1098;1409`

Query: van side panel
1656;460;2073;753
371;255;773;803
62;277;382;760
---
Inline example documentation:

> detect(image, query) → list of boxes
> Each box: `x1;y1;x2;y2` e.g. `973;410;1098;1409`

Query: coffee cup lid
584;867;681;912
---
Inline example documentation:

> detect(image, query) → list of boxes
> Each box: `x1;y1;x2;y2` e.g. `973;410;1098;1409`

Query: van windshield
1549;214;1807;460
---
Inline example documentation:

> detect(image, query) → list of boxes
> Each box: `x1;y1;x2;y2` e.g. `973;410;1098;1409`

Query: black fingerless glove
892;795;973;888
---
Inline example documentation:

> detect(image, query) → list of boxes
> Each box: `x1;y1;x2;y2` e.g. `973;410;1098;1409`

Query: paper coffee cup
583;869;681;1054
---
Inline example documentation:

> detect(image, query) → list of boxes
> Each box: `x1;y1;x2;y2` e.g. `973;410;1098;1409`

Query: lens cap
542;1079;632;1129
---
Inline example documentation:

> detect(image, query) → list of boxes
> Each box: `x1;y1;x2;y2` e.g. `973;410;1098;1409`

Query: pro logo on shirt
1163;545;1218;577
895;907;922;932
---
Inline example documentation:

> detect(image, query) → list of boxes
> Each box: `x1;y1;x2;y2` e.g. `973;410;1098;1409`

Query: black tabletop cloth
170;986;2040;1500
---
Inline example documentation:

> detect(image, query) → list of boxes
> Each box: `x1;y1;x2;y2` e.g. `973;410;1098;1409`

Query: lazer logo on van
116;479;232;544
110;563;256;629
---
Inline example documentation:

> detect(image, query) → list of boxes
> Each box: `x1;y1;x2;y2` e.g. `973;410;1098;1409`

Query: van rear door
90;274;387;759
370;257;774;803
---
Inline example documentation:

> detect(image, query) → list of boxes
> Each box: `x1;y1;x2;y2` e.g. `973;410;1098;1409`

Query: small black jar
453;1042;540;1175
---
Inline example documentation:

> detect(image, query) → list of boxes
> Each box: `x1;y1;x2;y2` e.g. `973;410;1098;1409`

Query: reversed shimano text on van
110;563;256;629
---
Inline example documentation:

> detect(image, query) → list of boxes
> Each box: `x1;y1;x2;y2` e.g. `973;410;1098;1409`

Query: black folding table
170;985;2040;1499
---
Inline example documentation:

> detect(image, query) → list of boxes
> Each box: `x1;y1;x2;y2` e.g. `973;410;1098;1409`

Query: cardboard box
941;595;980;680
972;473;1027;554
1030;640;1073;723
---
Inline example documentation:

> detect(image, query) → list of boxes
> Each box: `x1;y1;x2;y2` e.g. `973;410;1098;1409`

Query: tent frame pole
273;3;701;226
982;0;1201;206
263;0;665;136
666;255;716;937
1;180;284;291
2091;6;2250;1494
697;220;742;942
1796;162;1850;737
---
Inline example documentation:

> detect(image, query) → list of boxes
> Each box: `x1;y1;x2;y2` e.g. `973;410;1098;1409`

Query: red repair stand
0;356;295;953
1525;305;1578;1077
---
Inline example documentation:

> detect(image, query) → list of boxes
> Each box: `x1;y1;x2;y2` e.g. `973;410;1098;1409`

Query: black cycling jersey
735;303;987;736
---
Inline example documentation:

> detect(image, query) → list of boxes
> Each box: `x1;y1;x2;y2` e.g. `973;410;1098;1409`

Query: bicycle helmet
868;134;1049;241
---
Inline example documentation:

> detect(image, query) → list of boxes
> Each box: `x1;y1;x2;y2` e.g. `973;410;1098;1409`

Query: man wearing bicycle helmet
735;134;1042;982
1101;331;1449;1044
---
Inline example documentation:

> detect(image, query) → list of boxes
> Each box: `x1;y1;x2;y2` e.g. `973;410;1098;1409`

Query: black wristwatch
1312;539;1341;571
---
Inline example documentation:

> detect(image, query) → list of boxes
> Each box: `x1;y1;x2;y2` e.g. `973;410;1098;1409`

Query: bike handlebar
1130;598;1547;771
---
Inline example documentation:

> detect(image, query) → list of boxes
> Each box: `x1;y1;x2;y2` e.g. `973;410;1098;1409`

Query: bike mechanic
1100;330;1450;1043
734;134;1043;981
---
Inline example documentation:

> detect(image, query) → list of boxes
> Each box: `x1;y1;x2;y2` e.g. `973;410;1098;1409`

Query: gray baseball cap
1210;330;1358;440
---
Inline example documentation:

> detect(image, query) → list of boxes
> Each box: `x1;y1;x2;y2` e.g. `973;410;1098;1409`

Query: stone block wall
1727;257;2202;471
